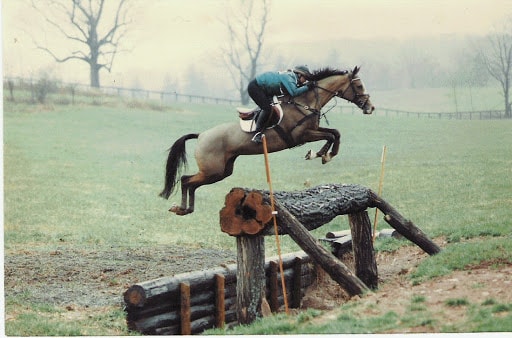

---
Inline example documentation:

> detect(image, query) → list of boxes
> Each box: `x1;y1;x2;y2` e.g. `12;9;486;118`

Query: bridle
315;74;370;111
285;72;371;132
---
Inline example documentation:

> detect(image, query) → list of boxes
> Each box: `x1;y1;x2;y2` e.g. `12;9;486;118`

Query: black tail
159;133;199;199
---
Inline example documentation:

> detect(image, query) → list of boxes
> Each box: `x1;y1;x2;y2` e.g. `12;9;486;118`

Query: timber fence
4;76;510;120
123;251;316;335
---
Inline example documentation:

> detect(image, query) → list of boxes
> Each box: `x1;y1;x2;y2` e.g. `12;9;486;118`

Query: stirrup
251;132;264;143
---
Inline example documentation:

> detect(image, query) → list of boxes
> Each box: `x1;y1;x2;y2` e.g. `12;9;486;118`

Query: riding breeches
247;79;274;131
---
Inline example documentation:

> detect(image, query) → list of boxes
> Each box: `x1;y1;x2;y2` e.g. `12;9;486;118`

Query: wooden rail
123;252;316;335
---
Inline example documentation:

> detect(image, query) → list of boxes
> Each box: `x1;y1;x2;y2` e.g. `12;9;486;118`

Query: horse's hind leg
169;171;227;215
168;174;195;215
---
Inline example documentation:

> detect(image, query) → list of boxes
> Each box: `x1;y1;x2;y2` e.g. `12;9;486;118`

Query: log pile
219;183;441;255
219;183;441;322
125;183;441;334
322;228;403;257
124;252;316;335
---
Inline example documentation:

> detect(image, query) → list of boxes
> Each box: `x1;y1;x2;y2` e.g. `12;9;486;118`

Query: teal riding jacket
255;71;309;97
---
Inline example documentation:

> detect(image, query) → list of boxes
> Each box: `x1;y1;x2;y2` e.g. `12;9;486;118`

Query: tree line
22;0;512;118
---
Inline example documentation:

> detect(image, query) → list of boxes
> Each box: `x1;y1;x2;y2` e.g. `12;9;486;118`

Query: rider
247;65;315;143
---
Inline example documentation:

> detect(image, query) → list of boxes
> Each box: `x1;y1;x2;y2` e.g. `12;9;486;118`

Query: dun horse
160;66;375;215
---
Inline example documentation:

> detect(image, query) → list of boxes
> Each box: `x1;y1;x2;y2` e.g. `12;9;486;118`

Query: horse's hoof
321;155;331;164
169;205;192;215
305;150;313;160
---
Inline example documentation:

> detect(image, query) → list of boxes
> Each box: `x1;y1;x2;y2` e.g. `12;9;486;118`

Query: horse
160;66;375;215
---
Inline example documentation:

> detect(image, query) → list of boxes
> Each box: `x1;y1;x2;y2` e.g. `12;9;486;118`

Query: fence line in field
3;76;510;120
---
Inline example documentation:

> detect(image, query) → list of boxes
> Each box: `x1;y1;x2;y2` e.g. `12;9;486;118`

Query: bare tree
222;0;270;104
478;20;512;118
31;0;131;88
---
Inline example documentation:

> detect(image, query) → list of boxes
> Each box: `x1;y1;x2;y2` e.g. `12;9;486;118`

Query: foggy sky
3;0;512;91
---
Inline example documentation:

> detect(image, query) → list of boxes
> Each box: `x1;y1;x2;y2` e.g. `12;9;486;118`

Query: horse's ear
353;66;360;75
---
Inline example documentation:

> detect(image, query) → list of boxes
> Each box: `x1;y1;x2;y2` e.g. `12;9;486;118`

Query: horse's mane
308;67;348;81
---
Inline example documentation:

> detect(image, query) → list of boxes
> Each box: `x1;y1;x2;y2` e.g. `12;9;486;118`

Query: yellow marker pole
261;135;289;314
373;145;387;241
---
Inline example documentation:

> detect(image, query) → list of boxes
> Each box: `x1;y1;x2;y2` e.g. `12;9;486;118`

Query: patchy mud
4;239;511;333
4;246;237;308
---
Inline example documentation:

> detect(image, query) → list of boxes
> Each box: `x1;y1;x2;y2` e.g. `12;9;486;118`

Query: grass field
3;90;512;334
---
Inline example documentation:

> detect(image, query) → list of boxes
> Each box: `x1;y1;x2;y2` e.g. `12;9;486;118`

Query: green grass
5;299;131;336
4;90;512;334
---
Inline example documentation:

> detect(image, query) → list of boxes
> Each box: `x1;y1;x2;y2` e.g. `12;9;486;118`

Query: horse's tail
159;133;200;199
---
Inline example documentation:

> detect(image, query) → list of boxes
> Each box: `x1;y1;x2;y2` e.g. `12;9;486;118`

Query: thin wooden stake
179;282;191;335
214;273;225;328
262;135;289;314
373;145;387;241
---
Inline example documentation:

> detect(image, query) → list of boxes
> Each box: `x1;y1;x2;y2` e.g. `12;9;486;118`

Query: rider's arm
280;72;310;97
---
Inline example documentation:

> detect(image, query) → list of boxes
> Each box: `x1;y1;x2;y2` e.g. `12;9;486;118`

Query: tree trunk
348;211;378;289
90;63;100;88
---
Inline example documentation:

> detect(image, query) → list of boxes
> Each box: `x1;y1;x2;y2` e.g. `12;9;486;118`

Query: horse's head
343;66;375;114
312;66;375;114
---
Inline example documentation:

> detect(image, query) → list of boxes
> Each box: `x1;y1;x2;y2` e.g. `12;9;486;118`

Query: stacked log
323;228;403;257
124;252;315;335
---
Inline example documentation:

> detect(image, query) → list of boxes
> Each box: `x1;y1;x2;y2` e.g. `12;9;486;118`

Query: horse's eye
357;85;363;90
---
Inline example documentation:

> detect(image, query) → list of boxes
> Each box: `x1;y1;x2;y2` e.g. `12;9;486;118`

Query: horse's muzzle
363;104;375;115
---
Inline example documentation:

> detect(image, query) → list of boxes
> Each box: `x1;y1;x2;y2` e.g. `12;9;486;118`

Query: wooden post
349;211;378;289
236;235;265;324
269;261;279;312
291;257;303;308
369;190;441;255
180;282;191;335
214;274;225;329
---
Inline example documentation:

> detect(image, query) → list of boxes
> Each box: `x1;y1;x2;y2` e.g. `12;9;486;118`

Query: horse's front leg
305;141;332;160
302;129;337;164
319;127;341;163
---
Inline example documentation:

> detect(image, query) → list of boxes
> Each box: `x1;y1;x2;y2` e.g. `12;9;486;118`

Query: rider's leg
247;80;272;143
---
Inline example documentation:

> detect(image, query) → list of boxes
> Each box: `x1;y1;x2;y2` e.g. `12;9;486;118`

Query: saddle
237;96;284;132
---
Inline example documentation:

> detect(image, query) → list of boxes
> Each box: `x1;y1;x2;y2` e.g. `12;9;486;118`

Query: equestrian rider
247;65;315;143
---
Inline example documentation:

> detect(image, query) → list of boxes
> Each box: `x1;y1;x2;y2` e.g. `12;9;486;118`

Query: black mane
308;67;348;81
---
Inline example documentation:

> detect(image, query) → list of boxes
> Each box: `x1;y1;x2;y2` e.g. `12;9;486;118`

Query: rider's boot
251;109;270;143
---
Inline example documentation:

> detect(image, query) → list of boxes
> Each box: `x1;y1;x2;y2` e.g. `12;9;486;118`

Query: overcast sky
3;0;512;90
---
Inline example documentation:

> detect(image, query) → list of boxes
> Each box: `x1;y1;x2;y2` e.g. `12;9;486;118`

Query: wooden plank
214;273;225;329
180;282;191;335
268;261;279;312
326;229;352;239
291;257;303;308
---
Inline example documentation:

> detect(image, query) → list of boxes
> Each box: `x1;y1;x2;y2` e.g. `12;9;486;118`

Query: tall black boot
251;109;270;143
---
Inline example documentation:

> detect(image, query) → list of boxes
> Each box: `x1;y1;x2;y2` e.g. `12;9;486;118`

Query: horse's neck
293;75;350;110
316;75;350;106
283;75;350;113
